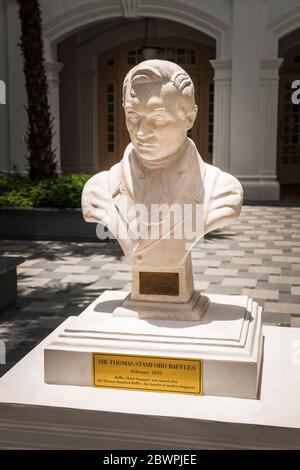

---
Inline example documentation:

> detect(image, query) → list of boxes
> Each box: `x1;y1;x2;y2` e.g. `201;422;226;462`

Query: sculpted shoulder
204;163;243;234
81;170;110;225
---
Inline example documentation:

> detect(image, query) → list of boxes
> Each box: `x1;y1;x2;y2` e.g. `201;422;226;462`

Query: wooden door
98;39;215;171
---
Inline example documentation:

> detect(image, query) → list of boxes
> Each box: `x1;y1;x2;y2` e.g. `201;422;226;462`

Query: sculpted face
124;81;197;165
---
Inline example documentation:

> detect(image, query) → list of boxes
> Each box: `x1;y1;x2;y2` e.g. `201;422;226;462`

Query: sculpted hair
122;59;195;111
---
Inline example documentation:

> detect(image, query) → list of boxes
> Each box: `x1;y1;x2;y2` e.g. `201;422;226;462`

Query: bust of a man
82;60;243;308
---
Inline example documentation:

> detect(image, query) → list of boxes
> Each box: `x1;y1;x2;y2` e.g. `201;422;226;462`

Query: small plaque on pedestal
93;353;202;395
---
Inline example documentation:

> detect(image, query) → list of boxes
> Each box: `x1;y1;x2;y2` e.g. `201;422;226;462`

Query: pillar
210;59;231;172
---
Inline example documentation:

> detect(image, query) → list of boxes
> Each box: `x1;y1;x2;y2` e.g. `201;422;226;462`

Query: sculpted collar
120;138;206;202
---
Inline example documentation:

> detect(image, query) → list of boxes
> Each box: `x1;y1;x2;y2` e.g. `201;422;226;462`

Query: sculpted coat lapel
82;138;243;269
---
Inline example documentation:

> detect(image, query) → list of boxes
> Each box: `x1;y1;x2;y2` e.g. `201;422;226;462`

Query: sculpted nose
137;118;152;138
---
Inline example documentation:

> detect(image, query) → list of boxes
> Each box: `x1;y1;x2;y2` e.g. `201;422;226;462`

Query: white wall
265;0;300;24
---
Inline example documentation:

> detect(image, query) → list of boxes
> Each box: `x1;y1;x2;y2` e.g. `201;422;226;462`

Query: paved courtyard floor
0;205;300;377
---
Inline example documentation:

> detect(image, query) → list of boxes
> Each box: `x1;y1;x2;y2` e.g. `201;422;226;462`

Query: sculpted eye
126;112;140;121
152;115;167;121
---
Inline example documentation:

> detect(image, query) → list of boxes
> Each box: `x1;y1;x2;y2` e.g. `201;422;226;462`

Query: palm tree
18;0;57;179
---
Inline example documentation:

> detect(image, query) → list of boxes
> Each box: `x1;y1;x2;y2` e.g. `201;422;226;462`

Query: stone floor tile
272;256;300;263
194;281;210;290
54;265;90;274
216;250;245;257
222;278;257;288
192;259;221;268
238;242;266;248
204;268;238;277
100;263;131;271
264;303;300;314
242;289;279;300
249;266;281;275
21;301;67;313
62;274;100;284
291;286;300;296
231;257;262;265
18;278;52;288
269;276;300;285
110;272;132;281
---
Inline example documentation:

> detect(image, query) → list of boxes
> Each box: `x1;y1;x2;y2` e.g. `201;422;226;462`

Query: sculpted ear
186;104;198;131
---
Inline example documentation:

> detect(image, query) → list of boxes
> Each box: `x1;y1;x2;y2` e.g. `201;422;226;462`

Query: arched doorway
277;30;300;193
98;38;215;171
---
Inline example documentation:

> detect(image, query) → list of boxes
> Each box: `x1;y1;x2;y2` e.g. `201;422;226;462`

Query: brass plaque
139;272;179;296
93;353;202;395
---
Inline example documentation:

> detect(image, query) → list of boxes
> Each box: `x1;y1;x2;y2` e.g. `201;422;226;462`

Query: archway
57;17;217;173
42;1;230;174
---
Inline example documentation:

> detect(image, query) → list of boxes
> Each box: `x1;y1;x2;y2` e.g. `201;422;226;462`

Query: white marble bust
82;60;243;307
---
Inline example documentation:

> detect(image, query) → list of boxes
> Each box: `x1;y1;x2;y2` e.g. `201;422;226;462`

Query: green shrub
0;174;32;194
0;173;91;208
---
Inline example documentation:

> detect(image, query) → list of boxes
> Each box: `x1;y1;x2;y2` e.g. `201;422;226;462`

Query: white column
230;0;262;177
45;60;63;170
210;59;231;172
229;0;280;200
78;70;97;172
258;58;283;178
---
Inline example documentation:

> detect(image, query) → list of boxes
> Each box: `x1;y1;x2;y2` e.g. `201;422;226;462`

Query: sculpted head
123;60;198;167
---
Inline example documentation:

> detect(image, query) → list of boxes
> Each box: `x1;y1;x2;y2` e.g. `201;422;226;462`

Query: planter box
0;257;24;312
0;208;99;242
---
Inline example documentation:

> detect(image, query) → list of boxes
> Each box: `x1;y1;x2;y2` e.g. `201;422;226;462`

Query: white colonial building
1;0;300;200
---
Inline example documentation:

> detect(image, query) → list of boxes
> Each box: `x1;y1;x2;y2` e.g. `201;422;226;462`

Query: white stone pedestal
0;320;299;449
43;290;263;399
